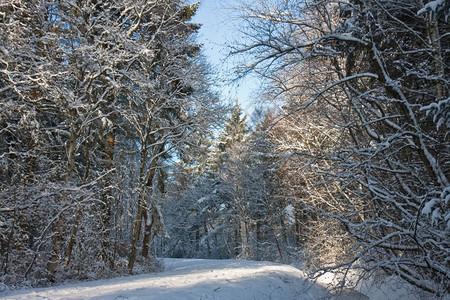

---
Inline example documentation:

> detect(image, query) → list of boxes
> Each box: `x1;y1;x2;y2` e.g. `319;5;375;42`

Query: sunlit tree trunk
128;188;146;273
141;208;155;259
141;167;158;259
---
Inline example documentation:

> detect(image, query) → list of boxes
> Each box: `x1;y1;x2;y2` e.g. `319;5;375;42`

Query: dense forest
0;0;448;297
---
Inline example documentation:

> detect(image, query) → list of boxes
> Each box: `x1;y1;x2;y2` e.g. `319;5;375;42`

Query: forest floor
0;258;435;300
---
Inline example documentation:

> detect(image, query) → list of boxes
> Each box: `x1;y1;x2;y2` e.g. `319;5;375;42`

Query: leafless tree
231;0;449;296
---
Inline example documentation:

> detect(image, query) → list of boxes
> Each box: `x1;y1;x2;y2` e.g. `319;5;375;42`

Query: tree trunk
101;125;115;262
204;223;211;256
280;218;288;249
3;208;17;274
224;232;233;258
195;226;200;252
141;167;157;258
47;125;77;278
272;227;284;262
129;137;160;272
64;208;82;266
241;220;250;258
128;189;146;273
141;208;154;258
65;132;91;267
65;126;77;183
295;217;301;249
234;222;241;258
256;221;262;260
427;13;444;101
47;215;64;280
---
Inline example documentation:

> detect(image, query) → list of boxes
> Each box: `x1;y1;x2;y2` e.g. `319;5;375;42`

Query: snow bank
316;269;439;300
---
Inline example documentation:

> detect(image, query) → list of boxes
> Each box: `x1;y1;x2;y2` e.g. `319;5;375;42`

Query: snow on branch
422;186;450;229
420;98;450;129
417;0;449;19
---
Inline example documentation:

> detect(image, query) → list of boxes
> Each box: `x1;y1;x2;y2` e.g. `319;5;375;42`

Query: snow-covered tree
0;0;223;286
232;0;449;296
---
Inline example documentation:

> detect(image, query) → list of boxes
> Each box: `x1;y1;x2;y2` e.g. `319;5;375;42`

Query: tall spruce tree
218;99;247;152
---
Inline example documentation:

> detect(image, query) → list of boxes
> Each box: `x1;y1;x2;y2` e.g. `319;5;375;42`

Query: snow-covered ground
0;258;438;300
1;258;328;300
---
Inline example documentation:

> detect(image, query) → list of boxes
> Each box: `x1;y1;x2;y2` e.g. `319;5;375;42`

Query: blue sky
191;0;260;114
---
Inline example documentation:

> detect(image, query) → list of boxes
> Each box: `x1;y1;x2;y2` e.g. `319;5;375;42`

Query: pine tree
218;99;247;152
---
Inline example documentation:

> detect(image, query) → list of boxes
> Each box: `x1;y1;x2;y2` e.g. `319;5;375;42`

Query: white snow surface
0;258;437;300
0;258;328;300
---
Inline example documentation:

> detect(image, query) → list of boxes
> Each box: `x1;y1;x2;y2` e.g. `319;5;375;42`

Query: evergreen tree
218;99;248;152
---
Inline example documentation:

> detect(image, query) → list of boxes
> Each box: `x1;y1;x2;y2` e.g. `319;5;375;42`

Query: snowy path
0;258;328;300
